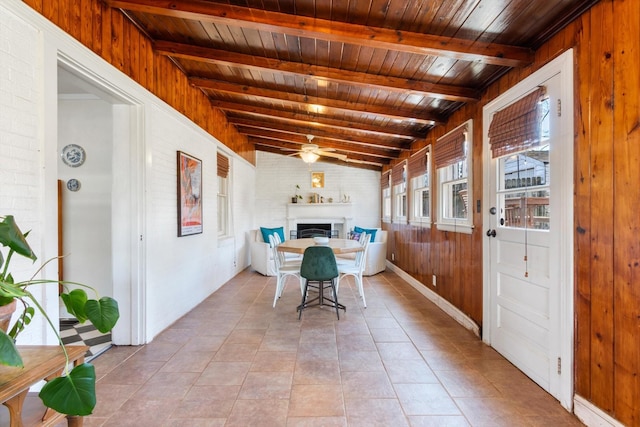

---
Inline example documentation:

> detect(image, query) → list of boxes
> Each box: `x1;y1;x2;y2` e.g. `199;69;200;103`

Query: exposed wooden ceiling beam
237;127;400;160
250;137;389;165
154;41;480;102
227;116;424;140
255;144;383;171
106;0;534;67
217;103;417;148
191;77;446;125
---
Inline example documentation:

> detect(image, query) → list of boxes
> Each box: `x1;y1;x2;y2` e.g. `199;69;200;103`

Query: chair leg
330;279;341;319
297;279;309;319
273;275;282;308
357;275;367;308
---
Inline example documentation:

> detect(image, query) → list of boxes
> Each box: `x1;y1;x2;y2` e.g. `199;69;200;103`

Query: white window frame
217;155;230;238
382;173;391;223
393;163;408;224
409;146;432;227
436;119;473;234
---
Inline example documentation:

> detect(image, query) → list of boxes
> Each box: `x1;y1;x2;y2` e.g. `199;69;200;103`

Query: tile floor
60;320;112;361
43;268;585;426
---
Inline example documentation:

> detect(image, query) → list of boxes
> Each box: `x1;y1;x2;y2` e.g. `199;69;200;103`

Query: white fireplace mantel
286;203;353;238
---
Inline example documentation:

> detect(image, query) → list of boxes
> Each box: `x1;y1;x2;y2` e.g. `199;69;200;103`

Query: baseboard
385;262;480;337
574;395;625;427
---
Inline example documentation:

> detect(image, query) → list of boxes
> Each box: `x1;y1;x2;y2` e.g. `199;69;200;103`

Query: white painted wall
1;0;257;345
254;151;381;231
58;99;113;303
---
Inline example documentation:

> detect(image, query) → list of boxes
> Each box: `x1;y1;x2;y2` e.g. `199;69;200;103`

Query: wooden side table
0;345;89;427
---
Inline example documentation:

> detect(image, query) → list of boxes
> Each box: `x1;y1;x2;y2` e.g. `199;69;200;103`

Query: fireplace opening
293;223;336;239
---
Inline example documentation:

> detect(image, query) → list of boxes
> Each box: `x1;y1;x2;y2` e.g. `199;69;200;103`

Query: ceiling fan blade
316;150;347;160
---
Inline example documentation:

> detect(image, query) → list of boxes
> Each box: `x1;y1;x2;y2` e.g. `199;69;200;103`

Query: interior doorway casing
482;50;574;409
57;55;146;346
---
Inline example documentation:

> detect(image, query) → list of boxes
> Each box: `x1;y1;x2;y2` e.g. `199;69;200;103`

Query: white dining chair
336;233;371;308
268;234;303;307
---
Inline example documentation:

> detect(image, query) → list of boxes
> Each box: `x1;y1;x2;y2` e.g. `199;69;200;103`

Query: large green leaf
60;289;89;323
0;216;36;261
0;331;23;367
85;297;119;333
39;362;96;416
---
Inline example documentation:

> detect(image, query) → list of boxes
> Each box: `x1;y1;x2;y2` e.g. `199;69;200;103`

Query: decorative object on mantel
0;215;120;416
291;185;303;203
342;194;351;203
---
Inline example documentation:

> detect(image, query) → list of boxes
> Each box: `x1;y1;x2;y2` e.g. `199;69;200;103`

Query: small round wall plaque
66;178;81;192
61;144;86;167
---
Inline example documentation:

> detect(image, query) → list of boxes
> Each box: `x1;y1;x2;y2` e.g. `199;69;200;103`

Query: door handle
486;229;496;238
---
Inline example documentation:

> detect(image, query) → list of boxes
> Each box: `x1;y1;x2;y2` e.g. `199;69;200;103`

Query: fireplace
286;202;353;239
295;223;333;239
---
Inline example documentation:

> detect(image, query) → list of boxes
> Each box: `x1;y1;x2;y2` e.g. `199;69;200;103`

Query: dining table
276;237;363;255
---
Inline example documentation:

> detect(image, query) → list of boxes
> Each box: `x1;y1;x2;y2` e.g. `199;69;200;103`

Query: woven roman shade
488;87;545;158
392;160;407;185
217;152;229;178
381;171;390;189
408;147;428;178
434;124;468;168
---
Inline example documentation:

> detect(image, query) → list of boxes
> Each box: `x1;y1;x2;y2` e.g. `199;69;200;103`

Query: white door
483;53;573;407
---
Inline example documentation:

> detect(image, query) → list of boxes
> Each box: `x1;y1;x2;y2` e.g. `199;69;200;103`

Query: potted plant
291;185;303;203
0;214;119;416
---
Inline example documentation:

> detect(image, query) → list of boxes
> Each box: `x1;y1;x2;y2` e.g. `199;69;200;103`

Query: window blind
408;147;428;178
217;152;229;178
488;87;546;158
381;171;390;189
392;160;406;185
434;125;468;169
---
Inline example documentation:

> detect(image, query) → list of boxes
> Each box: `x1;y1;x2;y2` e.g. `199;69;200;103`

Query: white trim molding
574;395;625;427
386;262;480;337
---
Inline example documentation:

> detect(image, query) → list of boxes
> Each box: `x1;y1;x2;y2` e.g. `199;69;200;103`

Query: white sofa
338;229;388;276
249;229;277;276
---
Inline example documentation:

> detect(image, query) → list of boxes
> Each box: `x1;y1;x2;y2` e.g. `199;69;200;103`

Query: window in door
435;120;473;233
492;91;551;231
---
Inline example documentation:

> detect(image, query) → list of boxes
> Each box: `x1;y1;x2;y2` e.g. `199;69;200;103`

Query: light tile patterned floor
47;268;583;426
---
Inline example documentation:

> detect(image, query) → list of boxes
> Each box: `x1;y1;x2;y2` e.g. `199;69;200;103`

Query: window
392;161;407;223
409;146;431;226
490;89;550;231
381;171;391;223
435;120;473;233
217;152;230;237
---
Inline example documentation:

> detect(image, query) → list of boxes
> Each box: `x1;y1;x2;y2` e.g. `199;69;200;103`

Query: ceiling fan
288;135;348;163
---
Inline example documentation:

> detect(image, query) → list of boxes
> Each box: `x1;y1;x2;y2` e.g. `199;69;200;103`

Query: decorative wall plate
61;144;86;167
66;178;81;192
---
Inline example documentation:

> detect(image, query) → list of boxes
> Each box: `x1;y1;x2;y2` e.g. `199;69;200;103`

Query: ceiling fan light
300;151;319;163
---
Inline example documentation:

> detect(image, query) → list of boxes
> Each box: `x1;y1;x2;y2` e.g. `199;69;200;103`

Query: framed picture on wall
177;151;203;236
311;171;324;188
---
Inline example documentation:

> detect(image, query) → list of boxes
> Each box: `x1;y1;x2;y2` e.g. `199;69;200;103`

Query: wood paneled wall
25;0;639;424
22;0;255;165
384;1;640;425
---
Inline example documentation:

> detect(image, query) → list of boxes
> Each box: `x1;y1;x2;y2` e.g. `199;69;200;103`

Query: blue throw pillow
260;227;285;246
354;226;377;242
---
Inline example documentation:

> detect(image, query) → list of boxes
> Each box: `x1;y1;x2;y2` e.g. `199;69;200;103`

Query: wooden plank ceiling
105;0;597;171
